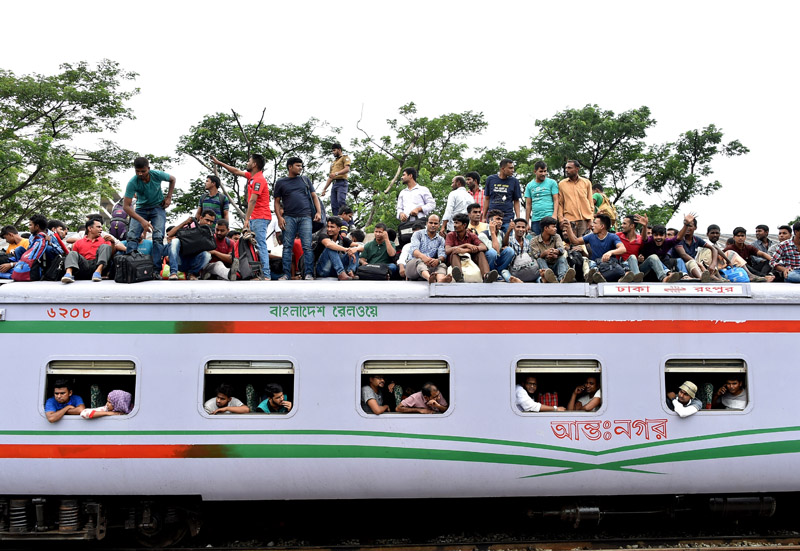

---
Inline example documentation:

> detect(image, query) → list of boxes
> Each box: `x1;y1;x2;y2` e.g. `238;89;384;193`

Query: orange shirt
558;177;594;222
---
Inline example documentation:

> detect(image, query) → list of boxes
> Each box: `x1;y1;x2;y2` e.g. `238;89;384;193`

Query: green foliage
0;60;142;228
175;112;339;224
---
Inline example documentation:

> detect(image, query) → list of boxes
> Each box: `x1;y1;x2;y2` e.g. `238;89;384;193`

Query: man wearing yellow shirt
1;226;29;272
321;143;351;218
558;160;594;237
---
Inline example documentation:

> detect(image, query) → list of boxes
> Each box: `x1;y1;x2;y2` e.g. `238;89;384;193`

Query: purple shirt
640;236;680;260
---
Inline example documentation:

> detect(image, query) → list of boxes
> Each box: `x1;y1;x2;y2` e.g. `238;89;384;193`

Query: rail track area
4;496;798;550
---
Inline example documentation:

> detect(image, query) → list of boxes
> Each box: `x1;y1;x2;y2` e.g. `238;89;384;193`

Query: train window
45;360;137;416
665;359;748;411
515;360;602;413
360;360;450;415
203;360;295;415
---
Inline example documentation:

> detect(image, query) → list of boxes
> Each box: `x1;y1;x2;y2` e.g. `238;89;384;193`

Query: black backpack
356;263;391;280
232;233;262;280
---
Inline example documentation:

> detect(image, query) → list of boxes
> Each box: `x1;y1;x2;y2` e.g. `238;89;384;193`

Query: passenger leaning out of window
81;390;132;419
568;376;602;412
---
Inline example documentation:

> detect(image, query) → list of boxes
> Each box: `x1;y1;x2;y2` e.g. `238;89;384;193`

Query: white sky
3;0;798;233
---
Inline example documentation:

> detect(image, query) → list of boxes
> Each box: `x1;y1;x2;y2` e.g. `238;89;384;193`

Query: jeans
331;180;348;217
787;269;800;283
639;254;668;280
282;216;313;277
126;206;167;269
529;220;542;236
537;254;569;280
250;218;271;279
316;247;359;277
168;239;211;275
485;247;515;273
621;255;640;275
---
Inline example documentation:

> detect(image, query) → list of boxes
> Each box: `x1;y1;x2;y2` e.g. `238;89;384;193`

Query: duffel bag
114;252;154;283
356;263;391;280
176;224;216;257
596;257;625;282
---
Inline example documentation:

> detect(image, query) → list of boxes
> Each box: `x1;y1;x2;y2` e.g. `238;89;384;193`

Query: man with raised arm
670;216;715;282
396;167;435;223
320;143;351;218
558;160;594;238
480;209;515;280
481;159;521;233
635;213;690;283
123;157;176;271
561;213;630;283
313;216;360;280
211;153;272;279
615;214;645;282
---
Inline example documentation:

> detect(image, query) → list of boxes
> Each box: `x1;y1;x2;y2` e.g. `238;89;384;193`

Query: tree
0;60;142;228
349;102;487;229
175;111;339;224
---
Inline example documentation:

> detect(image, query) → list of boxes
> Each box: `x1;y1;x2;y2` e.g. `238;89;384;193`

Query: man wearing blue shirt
481;159;521;233
562;213;631;283
524;161;559;235
45;379;85;423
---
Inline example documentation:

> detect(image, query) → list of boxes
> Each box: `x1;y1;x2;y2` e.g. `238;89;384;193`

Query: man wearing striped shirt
405;215;452;283
770;222;800;283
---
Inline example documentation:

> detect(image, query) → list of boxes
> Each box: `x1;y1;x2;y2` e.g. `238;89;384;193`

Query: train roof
1;279;800;305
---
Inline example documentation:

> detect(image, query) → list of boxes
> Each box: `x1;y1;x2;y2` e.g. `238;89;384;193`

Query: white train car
0;280;797;542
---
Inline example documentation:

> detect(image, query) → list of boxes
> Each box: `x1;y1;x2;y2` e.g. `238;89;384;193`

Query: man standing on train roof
524;161;559;236
481;159;521;234
396;167;435;223
123;157;176;271
465;172;485;220
558;160;594;238
273;156;322;281
320;143;351;218
361;374;390;415
211;153;272;279
45;379;85;423
666;381;703;418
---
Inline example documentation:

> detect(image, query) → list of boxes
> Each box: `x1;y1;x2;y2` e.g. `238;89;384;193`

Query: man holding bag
165;210;216;280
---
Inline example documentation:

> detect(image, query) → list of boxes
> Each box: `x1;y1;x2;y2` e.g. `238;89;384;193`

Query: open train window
203;360;295;415
360;360;450;415
665;359;748;411
515;359;602;413
45;360;137;419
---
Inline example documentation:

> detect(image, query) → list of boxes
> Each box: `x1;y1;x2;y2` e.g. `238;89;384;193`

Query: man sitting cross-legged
61;219;122;283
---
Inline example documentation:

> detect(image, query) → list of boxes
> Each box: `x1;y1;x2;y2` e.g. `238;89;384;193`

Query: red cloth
245;171;272;220
616;232;642;261
72;235;107;260
210;236;233;264
540;392;559;407
445;230;481;248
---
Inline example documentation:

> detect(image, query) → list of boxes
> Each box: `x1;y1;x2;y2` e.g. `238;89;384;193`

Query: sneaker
61;273;75;284
620;272;635;283
633;272;645;283
304;274;314;280
561;268;576;283
277;275;289;281
452;266;464;283
542;269;557;283
91;271;102;282
483;270;499;283
700;270;712;283
592;271;607;284
663;272;682;283
168;273;179;280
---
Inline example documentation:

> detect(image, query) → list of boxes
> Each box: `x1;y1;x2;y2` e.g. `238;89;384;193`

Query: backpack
596;257;625;282
11;232;65;282
109;200;129;240
596;192;617;228
356;263;391;280
232;232;262;280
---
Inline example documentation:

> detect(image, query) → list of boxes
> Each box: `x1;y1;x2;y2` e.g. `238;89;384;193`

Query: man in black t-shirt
314;217;362;280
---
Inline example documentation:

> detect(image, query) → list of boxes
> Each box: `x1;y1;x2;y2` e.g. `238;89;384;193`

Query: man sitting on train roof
725;227;774;282
257;383;293;414
313;216;361;281
635;213;690;283
45;379;85;423
670;216;715;282
445;212;498;283
561;213;630;283
361;374;390;415
769;222;800;283
397;382;448;414
204;384;249;415
406;214;453;284
712;376;747;410
61;218;119;283
666;381;703;418
359;222;398;277
516;376;565;412
165;210;216;281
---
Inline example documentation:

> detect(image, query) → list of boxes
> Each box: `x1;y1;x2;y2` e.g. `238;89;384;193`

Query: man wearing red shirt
61;219;118;283
212;153;272;278
616;214;645;282
445;212;498;283
203;219;235;280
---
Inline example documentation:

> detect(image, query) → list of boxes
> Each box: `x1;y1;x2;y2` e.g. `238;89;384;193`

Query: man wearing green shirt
123;156;176;271
360;223;398;277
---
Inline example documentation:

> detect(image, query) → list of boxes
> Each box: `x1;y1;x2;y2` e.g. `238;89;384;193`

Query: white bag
447;254;482;282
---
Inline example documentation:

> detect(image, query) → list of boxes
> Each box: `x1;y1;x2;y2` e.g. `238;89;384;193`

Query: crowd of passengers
3;152;800;284
43;374;747;422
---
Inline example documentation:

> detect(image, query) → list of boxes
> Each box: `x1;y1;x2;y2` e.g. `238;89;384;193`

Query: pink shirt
400;391;448;411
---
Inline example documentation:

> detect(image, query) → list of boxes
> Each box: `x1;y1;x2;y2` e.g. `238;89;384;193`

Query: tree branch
231;109;252;155
187;152;248;222
382;137;418;194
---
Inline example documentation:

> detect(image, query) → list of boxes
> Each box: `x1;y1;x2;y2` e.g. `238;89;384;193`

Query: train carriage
0;279;798;542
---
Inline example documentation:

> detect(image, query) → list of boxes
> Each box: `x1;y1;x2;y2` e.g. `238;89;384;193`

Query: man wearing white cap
667;381;703;418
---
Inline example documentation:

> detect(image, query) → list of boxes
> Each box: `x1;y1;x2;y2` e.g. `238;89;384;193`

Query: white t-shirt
204;396;244;414
578;389;602;412
515;385;542;412
721;389;747;410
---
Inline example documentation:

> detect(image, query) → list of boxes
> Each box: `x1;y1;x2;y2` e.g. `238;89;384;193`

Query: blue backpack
720;266;749;283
